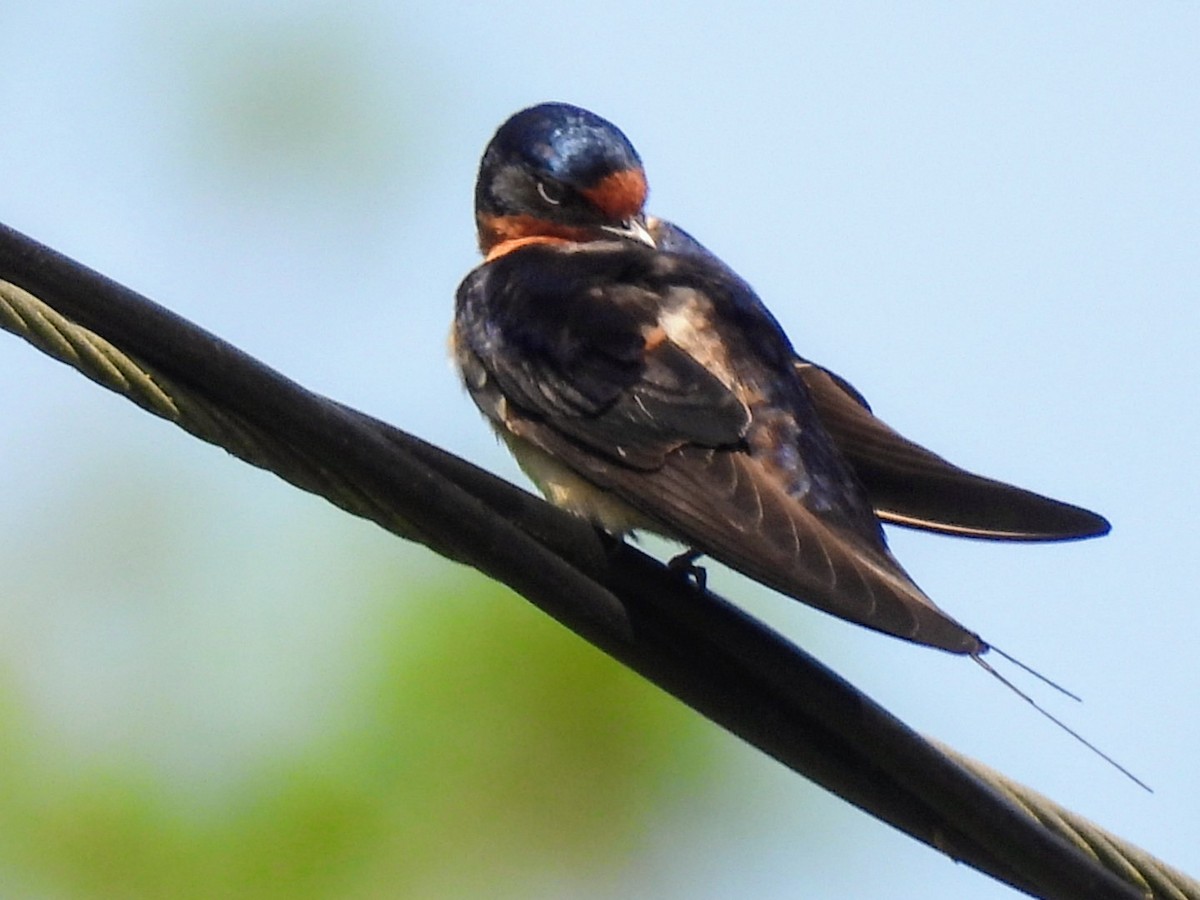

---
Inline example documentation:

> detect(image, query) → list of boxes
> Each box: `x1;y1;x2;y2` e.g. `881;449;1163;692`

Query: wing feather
797;363;1110;541
508;415;981;654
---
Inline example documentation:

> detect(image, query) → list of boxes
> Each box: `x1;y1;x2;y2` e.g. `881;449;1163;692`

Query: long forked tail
972;646;1151;792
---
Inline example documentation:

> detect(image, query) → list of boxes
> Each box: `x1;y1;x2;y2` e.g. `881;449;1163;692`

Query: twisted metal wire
1;279;432;550
938;744;1196;900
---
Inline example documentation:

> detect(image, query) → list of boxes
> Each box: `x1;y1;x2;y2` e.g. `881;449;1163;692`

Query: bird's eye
535;180;564;206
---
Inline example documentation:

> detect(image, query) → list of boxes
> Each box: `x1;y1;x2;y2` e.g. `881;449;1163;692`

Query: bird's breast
500;429;668;536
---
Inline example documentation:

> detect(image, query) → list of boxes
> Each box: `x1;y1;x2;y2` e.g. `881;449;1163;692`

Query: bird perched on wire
452;101;1109;657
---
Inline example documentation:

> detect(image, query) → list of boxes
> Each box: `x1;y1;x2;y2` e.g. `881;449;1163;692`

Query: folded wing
797;362;1110;541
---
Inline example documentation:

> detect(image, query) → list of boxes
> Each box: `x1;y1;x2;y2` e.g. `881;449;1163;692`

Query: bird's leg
668;548;708;591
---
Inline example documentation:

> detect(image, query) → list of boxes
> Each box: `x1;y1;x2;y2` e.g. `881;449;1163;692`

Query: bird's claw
668;549;707;591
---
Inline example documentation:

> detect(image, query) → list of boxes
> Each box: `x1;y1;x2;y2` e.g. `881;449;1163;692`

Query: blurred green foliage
154;8;428;212
0;357;740;898
0;553;719;898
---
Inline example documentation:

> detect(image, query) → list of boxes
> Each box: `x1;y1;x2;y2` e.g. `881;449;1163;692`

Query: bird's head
474;102;653;256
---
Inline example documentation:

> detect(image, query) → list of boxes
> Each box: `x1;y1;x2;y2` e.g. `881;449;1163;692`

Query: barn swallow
452;102;1110;657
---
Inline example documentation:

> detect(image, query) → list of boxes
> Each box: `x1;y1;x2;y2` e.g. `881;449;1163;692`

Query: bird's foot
667;548;707;591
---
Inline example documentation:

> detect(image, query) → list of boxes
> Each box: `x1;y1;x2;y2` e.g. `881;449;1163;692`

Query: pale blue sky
1;3;1197;897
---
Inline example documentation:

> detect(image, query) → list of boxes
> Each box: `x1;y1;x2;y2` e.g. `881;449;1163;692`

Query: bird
452;101;1110;658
